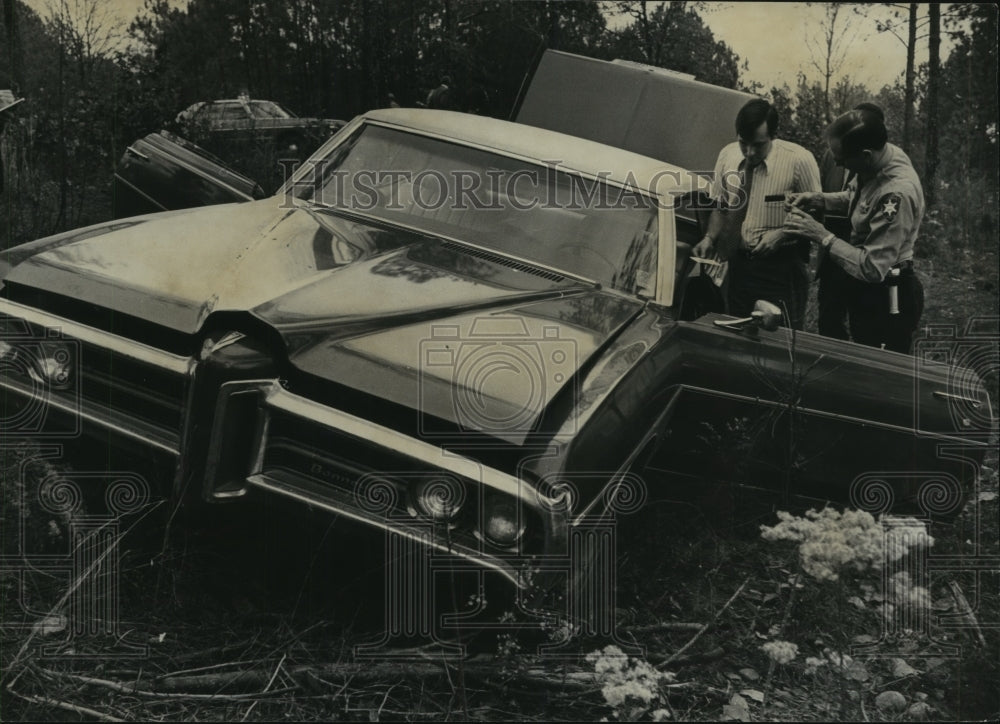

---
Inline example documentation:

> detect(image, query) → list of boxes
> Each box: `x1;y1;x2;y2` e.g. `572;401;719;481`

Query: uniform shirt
711;139;821;250
824;143;924;282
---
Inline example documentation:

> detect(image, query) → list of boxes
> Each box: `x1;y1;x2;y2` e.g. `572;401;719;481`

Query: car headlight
31;347;73;388
1;336;74;390
479;496;526;549
409;477;465;524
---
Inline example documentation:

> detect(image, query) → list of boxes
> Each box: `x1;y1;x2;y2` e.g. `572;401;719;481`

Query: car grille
77;342;190;452
1;300;194;456
203;381;545;585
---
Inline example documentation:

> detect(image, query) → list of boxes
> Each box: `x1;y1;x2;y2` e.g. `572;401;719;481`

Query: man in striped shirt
693;99;822;329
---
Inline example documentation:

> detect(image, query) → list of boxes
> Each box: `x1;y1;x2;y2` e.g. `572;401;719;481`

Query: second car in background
175;98;345;157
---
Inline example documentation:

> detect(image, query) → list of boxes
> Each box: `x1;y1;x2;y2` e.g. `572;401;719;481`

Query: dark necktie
848;176;866;219
734;163;755;250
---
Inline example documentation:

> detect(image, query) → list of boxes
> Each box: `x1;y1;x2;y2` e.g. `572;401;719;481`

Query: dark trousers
846;268;924;354
728;247;809;330
817;259;851;340
818;259;924;353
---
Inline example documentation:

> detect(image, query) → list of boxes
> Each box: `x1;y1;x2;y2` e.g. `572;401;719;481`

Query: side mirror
713;300;783;332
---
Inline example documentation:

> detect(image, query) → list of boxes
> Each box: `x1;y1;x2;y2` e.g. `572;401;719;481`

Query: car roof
362;108;709;197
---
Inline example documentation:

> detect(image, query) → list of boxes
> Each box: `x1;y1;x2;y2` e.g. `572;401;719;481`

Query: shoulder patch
879;192;902;222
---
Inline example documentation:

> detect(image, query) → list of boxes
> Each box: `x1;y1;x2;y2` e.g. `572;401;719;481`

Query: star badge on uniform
879;193;902;222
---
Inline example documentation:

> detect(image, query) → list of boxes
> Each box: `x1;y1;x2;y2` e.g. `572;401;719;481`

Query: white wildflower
760;508;932;582
890;571;932;611
761;640;799;665
804;656;827;674
824;648;853;669
587;645;675;716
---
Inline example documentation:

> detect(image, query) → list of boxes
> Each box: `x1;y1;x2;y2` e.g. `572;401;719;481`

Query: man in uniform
693;99;821;329
784;107;925;353
816;102;886;341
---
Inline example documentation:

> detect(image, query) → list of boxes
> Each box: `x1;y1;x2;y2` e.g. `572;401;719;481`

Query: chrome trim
202;384;266;499
0;375;180;455
125;145;150;161
676;384;991;445
262;382;537;503
360;119;686;195
0;299;195;375
656;202;676;307
933;390;983;408
245;470;522;586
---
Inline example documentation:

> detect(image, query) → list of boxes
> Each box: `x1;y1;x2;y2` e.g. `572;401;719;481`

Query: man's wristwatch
820;232;836;248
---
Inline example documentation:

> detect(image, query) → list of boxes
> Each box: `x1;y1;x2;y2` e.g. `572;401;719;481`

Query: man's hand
785;191;825;214
751;228;787;257
783;206;828;243
692;236;715;258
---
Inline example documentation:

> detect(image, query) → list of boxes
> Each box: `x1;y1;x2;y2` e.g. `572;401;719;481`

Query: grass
2;438;996;721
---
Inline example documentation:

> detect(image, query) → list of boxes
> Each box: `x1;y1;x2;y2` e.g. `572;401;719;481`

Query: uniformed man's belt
738;243;808;262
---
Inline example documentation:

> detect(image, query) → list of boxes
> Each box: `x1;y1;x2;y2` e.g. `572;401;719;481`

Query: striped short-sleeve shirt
710;139;822;249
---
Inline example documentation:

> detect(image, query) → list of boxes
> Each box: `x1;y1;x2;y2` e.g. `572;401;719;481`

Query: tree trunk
822;6;837;123
3;0;24;93
925;3;940;206
902;2;916;153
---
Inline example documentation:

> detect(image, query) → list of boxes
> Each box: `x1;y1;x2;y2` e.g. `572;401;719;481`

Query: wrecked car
1;105;993;621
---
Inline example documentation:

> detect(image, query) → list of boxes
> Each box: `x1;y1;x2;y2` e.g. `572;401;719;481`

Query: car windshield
250;101;293;119
289;124;658;295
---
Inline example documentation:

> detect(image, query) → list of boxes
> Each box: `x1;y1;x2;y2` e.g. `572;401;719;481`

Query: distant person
426;76;457;110
785;107;925;353
387;92;400;109
466;85;489;115
816;102;886;341
692;99;822;329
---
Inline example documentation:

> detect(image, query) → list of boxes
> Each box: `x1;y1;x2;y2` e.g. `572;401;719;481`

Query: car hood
4;199;643;441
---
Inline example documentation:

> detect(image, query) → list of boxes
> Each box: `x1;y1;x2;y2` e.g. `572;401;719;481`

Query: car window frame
281;115;681;308
249;100;294;120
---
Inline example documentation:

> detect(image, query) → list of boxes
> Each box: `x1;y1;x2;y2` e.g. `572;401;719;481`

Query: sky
23;0;956;92
610;2;957;91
